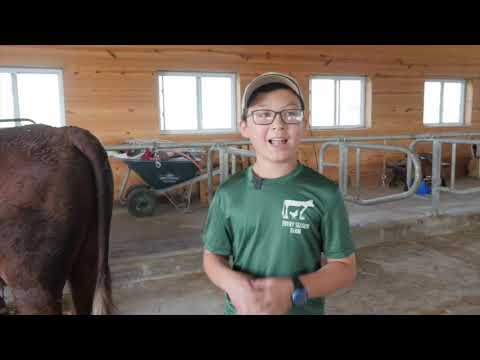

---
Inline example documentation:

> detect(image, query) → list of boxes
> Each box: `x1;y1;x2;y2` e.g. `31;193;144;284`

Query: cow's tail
67;126;115;315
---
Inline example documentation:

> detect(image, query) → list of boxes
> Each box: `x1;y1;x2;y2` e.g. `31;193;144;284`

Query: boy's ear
239;120;249;139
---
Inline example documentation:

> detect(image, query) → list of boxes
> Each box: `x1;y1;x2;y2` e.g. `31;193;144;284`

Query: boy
202;72;356;315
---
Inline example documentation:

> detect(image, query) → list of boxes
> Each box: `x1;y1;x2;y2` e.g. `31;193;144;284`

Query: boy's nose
271;113;285;129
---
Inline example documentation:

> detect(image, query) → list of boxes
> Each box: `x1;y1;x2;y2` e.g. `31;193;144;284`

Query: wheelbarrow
116;151;220;217
121;157;197;216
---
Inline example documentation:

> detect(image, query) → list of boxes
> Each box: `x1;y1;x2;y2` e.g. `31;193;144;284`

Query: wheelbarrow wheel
120;184;150;206
127;187;157;217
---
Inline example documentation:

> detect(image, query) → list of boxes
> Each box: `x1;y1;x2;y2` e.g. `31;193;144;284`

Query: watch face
292;289;308;306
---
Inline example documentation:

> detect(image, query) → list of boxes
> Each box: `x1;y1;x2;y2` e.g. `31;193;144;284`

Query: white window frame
0;67;66;127
158;71;237;134
309;75;367;130
423;79;466;127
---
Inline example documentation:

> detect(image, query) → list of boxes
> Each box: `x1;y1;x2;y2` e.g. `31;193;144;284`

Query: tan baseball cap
241;72;305;119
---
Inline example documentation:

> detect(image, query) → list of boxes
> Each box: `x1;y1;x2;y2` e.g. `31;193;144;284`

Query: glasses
247;109;304;125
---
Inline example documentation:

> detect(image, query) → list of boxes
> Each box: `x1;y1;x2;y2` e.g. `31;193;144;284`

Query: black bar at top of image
1;25;480;45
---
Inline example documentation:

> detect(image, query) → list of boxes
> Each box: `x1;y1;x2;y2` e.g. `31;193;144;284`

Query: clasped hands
228;275;295;315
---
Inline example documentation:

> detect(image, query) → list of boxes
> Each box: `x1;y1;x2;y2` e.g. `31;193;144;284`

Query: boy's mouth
268;138;288;146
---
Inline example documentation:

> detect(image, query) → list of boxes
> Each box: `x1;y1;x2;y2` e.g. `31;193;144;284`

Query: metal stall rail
207;131;480;208
207;144;255;203
319;142;422;205
212;143;422;207
106;131;480;212
406;138;480;215
0;118;36;126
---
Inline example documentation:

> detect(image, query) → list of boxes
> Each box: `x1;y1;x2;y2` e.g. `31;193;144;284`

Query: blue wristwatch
291;276;308;306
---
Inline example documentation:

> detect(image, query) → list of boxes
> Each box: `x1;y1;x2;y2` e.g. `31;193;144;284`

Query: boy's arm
203;249;267;314
251;253;356;314
203;249;251;295
299;253;357;298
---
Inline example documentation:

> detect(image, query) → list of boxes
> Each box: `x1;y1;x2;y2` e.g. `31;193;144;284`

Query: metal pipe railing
438;186;480;194
218;146;256;184
220;148;229;184
406;138;480;214
339;143;349;195
355;148;361;197
451;143;456;190
105;131;480;152
106;130;480;207
319;142;422;205
300;132;480;144
431;140;442;212
215;142;422;206
207;145;217;203
406;138;480;192
318;141;340;172
231;154;237;175
439;139;480;194
407;139;430;191
105;140;250;151
207;145;257;202
0;118;36;125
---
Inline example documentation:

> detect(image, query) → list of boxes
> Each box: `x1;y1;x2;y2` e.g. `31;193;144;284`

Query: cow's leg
12;286;63;315
69;227;99;315
0;299;6;314
1;203;75;315
0;280;7;315
5;232;69;315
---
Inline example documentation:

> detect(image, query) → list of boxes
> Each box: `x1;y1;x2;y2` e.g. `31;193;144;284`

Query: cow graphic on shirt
282;199;314;220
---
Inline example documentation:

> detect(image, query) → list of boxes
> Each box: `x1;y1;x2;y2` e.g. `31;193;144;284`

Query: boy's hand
250;277;294;315
227;274;269;315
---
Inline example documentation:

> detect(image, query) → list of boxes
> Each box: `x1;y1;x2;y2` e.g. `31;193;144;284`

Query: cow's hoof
0;297;8;315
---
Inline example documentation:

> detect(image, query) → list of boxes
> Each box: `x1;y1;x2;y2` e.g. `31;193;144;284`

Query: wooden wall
1;45;480;201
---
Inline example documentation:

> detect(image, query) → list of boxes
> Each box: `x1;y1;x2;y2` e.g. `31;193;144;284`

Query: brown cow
0;124;114;315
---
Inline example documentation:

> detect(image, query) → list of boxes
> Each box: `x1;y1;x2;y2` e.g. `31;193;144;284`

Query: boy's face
240;89;303;166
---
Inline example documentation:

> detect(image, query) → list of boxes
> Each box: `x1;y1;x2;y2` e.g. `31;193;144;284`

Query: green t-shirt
202;163;355;315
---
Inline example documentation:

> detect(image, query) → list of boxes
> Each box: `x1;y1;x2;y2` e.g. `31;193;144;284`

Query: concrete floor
102;179;480;315
327;226;480;314
107;225;480;315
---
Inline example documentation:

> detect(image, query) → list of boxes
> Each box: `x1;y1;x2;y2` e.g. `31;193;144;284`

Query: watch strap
292;275;304;290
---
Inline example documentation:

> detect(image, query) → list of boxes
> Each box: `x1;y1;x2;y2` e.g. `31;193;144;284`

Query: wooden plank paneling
2;45;480;202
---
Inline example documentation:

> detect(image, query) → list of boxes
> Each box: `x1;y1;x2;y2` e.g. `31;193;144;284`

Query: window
310;76;366;128
423;79;466;125
158;72;236;133
0;68;65;128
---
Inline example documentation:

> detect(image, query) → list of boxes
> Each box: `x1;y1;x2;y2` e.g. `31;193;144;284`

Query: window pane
161;75;197;131
442;82;463;123
339;79;362;126
0;73;14;128
311;79;335;127
17;73;63;127
423;81;441;124
201;76;232;129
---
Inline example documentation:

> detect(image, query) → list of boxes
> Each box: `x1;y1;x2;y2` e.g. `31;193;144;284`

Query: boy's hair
242;83;305;121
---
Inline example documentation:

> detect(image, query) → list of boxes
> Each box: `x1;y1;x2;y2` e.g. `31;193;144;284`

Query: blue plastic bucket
416;180;432;195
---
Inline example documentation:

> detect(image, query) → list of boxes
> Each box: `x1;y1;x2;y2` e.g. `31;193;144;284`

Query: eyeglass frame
246;109;305;125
